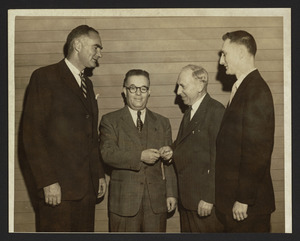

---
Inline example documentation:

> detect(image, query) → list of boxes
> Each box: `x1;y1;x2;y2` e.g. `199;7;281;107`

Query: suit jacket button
85;114;90;119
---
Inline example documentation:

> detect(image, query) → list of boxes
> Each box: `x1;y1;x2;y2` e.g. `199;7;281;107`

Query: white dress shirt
127;106;146;126
64;58;82;87
229;68;257;105
190;93;207;120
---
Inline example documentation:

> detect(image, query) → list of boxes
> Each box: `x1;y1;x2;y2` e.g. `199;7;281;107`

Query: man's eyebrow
95;44;103;50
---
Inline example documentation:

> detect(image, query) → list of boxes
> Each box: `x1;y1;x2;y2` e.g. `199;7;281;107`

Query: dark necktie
79;72;88;98
183;106;192;129
137;110;143;133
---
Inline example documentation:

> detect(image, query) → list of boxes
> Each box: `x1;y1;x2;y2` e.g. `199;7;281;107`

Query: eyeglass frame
125;85;149;93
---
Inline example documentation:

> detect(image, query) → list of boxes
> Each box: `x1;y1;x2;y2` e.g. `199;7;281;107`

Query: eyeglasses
125;85;149;93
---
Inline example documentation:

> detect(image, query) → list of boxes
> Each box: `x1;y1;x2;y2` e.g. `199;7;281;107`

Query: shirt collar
65;58;82;76
191;93;207;113
127;106;146;123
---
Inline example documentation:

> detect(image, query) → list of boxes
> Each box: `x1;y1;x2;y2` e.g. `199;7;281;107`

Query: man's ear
238;45;248;59
73;39;82;52
123;87;127;98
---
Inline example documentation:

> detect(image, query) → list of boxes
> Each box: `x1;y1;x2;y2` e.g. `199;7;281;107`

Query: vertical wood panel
13;15;285;233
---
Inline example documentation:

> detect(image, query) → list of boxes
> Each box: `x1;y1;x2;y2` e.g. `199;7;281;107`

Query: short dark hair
64;25;99;57
222;30;257;56
123;69;150;87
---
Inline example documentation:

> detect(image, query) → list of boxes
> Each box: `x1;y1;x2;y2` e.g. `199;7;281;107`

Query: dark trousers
109;184;167;232
179;205;223;233
37;181;96;232
216;209;271;233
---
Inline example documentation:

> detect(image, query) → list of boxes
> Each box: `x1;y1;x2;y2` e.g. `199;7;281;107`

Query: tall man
160;64;225;232
22;25;106;232
215;30;275;232
99;69;177;232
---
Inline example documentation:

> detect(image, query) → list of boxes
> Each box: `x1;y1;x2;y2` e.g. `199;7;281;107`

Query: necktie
137;110;143;133
228;81;238;105
183;106;192;129
79;72;88;98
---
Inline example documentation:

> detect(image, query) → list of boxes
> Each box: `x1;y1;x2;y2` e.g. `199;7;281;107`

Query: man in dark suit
99;69;177;232
215;30;275;232
22;25;106;232
160;64;225;232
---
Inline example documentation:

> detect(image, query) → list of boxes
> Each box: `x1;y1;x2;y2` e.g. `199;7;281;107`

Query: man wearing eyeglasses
99;69;178;232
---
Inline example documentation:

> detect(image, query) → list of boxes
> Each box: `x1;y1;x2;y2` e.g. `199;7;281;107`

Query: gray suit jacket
100;106;177;216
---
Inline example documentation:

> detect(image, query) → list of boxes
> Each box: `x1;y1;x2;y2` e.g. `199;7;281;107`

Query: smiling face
177;68;205;106
219;39;241;76
123;75;150;111
76;31;103;69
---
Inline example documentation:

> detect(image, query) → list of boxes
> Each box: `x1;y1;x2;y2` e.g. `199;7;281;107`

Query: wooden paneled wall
14;16;284;233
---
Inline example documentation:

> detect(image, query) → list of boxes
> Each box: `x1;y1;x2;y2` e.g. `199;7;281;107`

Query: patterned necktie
79;72;88;98
137;110;143;133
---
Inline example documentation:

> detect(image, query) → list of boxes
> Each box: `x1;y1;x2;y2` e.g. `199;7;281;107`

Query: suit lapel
219;70;258;131
176;94;211;146
120;107;143;145
145;109;158;148
58;60;91;112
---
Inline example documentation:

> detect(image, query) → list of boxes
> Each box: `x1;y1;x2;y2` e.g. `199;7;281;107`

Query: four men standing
21;25;275;233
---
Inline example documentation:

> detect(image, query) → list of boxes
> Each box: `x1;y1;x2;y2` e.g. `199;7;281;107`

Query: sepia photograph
7;8;291;236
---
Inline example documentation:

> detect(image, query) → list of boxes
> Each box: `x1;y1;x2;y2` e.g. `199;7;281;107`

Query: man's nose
96;49;102;58
177;86;182;95
136;88;142;95
219;54;225;65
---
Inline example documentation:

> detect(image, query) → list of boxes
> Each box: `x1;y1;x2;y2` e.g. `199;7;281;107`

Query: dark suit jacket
215;70;275;215
99;107;178;216
22;60;104;200
172;94;225;211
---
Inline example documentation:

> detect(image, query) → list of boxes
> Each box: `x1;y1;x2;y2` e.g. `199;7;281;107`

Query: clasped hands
141;146;173;165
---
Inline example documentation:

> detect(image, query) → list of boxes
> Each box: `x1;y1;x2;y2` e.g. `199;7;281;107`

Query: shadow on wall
173;56;237;114
215;51;237;92
173;84;188;114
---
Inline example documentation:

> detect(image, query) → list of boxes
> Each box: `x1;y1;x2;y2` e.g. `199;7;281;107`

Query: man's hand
159;146;173;162
97;178;107;199
232;201;248;221
166;197;177;212
141;149;160;165
43;182;61;206
197;200;213;217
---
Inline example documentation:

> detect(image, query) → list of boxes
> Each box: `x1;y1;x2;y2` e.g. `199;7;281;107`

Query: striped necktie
137;110;143;133
79;72;88;98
